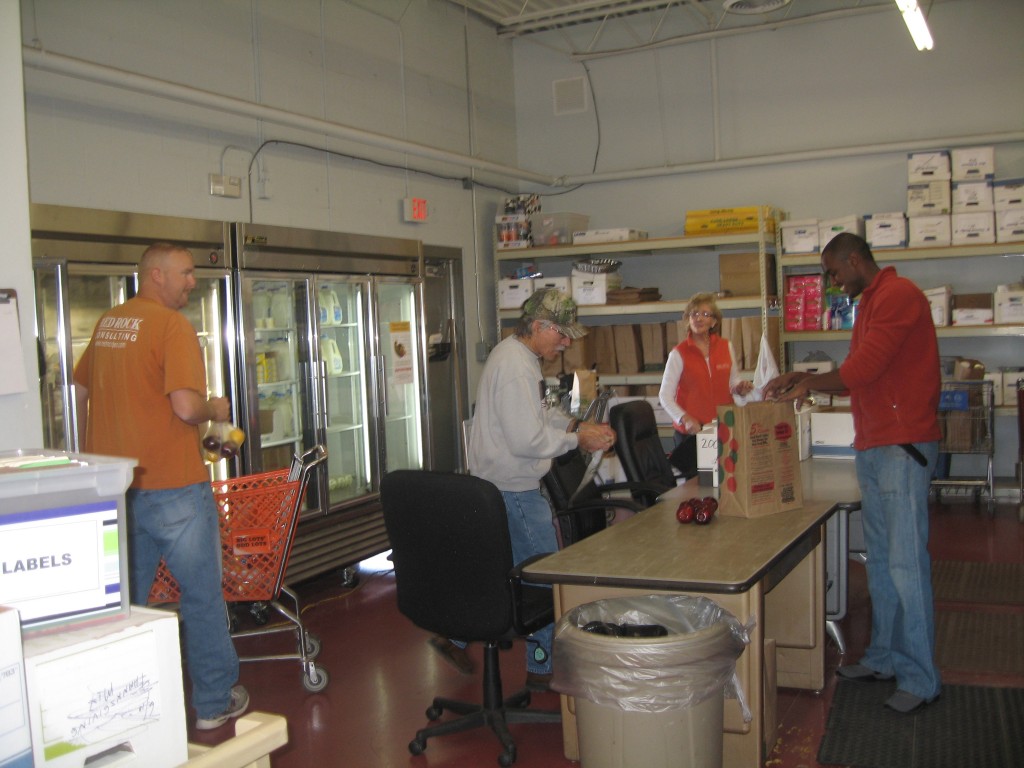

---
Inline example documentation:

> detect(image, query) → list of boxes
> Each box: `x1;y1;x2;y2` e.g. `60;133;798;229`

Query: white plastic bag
734;334;779;406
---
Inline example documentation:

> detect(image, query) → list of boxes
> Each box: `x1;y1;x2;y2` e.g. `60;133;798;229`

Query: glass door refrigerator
30;205;239;480
233;223;428;580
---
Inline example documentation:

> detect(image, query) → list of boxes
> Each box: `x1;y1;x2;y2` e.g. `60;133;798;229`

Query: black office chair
609;400;688;499
542;448;661;547
380;469;560;767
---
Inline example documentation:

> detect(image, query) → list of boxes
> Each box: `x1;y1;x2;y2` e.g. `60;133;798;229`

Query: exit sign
403;197;428;222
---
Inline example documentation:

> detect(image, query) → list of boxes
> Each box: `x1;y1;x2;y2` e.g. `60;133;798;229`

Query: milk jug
322;336;344;374
319;288;342;325
252;288;270;325
270;289;292;329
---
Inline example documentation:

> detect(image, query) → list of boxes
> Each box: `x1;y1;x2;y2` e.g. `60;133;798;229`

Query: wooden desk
524;479;839;767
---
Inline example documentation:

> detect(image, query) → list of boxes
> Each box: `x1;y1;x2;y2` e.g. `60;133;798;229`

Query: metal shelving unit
932;379;996;510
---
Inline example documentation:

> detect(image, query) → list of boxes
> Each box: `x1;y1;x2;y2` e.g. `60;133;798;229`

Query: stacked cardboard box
684;205;777;236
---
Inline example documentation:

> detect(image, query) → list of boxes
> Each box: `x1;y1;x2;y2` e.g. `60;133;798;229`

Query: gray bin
551;595;748;768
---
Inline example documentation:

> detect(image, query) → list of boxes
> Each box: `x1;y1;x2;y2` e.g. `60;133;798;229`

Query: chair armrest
508;554;555;635
553;497;644;518
598;480;667;507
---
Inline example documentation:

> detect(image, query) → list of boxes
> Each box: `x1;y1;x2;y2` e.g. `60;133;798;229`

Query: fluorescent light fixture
894;0;934;51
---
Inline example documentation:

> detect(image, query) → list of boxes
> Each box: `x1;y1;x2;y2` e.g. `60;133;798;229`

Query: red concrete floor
187;498;1024;767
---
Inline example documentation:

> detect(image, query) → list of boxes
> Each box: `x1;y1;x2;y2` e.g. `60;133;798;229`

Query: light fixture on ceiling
722;0;792;14
894;0;934;51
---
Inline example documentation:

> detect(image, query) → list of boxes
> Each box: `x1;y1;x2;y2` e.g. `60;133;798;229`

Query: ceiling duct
723;0;792;14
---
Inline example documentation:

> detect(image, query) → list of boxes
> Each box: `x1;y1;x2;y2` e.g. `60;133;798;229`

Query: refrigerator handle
311;359;328;432
378;354;388;418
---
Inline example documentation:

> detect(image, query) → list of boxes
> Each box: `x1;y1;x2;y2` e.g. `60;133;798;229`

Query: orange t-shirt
73;296;209;490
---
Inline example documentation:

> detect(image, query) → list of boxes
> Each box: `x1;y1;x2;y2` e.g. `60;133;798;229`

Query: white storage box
696;422;719;487
572;228;648;245
995;287;1024;325
818;216;864;250
993;178;1024;210
0;607;32;768
951;211;995;245
498;278;534;310
781;219;820;254
796;404;815;461
951;147;995;181
908;150;951;182
533;276;571;294
924;285;953;327
792;360;835;375
952;180;994;213
571;270;623;305
0;451;135;631
864;212;907;249
907;181;952;216
22;606;188;768
996;208;1024;243
810;409;855;459
908;215;951;247
530;212;589;246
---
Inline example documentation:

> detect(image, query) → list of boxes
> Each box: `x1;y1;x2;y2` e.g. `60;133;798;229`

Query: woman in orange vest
659;292;753;474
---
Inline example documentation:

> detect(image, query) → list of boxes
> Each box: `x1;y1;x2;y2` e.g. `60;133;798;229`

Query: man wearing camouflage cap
465;287;616;691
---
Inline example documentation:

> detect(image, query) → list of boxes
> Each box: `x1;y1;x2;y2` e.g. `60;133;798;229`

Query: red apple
694;509;712;524
702;496;719;514
676;500;696;524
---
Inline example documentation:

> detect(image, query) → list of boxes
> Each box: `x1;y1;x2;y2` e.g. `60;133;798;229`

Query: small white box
952;308;994;326
996;208;1024;243
533;276;571;294
22;606;188;768
571;228;648;245
908;215;951;247
818;215;864;250
796;404;814;461
792;360;835;375
696;423;719;487
995;287;1024;325
951;211;995;245
781;219;820;254
865;212;907;249
498;278;534;310
923;285;952;327
571;270;623;305
984;373;1003;407
810;409;855;459
1003;370;1024;407
951;147;995;181
952;180;994;213
0;607;32;768
908;151;951;182
907;181;951;216
993;178;1024;210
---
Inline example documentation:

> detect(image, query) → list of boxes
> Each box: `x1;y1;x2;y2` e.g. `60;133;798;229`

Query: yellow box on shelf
684;205;778;236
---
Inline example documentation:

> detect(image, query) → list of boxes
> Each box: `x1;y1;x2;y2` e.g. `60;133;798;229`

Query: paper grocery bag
716;401;803;518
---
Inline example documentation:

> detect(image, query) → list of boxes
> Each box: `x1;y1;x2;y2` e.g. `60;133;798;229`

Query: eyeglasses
688;311;715;319
541;322;570;339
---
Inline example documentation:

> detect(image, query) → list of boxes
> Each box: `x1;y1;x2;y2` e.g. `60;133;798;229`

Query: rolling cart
149;446;330;691
931;380;995;512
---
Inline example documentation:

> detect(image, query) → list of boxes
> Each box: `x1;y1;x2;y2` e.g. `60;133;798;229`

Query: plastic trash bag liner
552;594;751;718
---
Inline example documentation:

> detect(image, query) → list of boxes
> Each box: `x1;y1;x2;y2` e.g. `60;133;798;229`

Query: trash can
551;594;749;768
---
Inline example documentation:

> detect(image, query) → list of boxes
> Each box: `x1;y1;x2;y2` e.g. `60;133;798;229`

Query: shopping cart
148;445;330;692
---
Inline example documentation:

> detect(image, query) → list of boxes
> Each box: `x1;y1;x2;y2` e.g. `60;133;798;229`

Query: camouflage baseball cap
521;288;587;339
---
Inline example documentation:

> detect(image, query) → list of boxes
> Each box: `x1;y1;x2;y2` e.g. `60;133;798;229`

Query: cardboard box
719;317;743;370
571;270;623;305
818;215;865;250
952;358;986;381
780;219;819;255
995;287;1024;325
908;150;951;182
612;325;643;374
715;401;803;518
571;228;648;244
531;212;589;246
951;211;995;245
498;277;534;310
952;180;994;213
810;408;855;459
590;326;618;374
993;178;1024;210
924;285;952;327
996;208;1024;243
562;331;595;373
22;606;188;768
908;215;951;247
639;323;666;370
952;293;994;326
865;212;907;249
951;146;995;181
719;251;776;297
533;276;571;294
495;213;531;249
684;205;777;236
0;607;32;768
907;181;952;216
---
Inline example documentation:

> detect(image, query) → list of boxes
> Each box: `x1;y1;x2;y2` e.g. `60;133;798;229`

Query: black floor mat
818;680;1024;768
932;561;1024;605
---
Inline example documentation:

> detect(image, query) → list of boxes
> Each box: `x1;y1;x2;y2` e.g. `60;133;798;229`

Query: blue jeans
855;442;941;700
128;482;239;719
500;488;558;676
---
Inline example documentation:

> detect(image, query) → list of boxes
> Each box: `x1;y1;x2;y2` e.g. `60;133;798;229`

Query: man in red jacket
764;232;942;714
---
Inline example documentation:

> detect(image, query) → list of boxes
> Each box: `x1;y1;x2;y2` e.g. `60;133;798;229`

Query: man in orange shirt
74;242;248;730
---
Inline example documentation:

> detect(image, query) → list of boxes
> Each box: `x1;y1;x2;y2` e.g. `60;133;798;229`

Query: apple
701;496;719;514
676;500;696;524
220;440;239;459
202;435;221;451
694;508;713;524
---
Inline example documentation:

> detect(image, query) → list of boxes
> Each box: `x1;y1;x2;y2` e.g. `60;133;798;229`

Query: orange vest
672;335;733;428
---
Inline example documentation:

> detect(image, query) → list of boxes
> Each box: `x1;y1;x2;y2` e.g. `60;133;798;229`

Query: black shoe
885;689;939;713
836;663;895;682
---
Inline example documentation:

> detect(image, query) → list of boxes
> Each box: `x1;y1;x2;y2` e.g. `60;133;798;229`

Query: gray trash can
551;594;748;768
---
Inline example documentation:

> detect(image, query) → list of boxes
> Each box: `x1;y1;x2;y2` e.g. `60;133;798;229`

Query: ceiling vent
723;0;792;14
553;77;588;116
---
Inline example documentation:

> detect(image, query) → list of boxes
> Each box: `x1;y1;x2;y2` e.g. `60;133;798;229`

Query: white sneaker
195;685;249;730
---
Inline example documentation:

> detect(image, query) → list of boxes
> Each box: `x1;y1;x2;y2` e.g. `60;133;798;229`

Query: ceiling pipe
21;46;558;188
